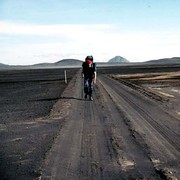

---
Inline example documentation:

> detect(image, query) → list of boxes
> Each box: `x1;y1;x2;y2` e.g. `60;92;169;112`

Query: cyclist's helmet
85;55;93;62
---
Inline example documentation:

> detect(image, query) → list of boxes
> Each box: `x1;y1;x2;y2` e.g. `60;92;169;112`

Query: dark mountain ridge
144;57;180;64
1;57;180;69
55;59;83;66
0;63;9;67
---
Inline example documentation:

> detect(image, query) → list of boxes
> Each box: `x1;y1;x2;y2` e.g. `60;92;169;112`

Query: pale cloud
0;21;180;65
0;21;112;37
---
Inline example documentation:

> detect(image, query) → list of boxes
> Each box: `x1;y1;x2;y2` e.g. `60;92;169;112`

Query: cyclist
82;55;96;101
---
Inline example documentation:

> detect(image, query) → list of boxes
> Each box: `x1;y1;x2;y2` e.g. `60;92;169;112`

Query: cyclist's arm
93;71;97;84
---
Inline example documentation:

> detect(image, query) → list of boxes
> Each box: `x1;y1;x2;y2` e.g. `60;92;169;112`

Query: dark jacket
82;62;96;79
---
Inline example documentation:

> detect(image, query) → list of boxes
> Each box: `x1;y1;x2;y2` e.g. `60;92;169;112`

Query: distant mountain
55;59;83;66
0;59;83;69
31;62;53;67
144;57;180;64
0;63;9;67
108;56;129;63
31;59;83;67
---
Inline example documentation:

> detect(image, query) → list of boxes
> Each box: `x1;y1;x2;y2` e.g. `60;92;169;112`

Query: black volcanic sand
0;64;179;179
0;68;79;179
98;63;180;75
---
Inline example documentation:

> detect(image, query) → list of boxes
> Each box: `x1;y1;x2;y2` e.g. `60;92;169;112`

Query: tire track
99;75;180;178
102;75;180;151
94;79;160;179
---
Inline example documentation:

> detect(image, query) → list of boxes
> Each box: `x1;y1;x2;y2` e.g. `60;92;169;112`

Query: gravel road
41;71;180;180
0;67;179;180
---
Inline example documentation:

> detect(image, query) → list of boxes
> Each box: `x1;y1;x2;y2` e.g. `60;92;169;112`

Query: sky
0;0;180;65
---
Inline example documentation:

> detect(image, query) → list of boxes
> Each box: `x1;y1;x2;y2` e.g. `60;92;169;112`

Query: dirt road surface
0;67;179;180
40;71;180;180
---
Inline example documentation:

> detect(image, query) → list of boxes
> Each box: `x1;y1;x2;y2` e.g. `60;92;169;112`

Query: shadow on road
30;96;85;102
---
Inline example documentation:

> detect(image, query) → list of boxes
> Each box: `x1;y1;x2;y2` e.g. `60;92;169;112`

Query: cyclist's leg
88;78;93;100
84;79;89;98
